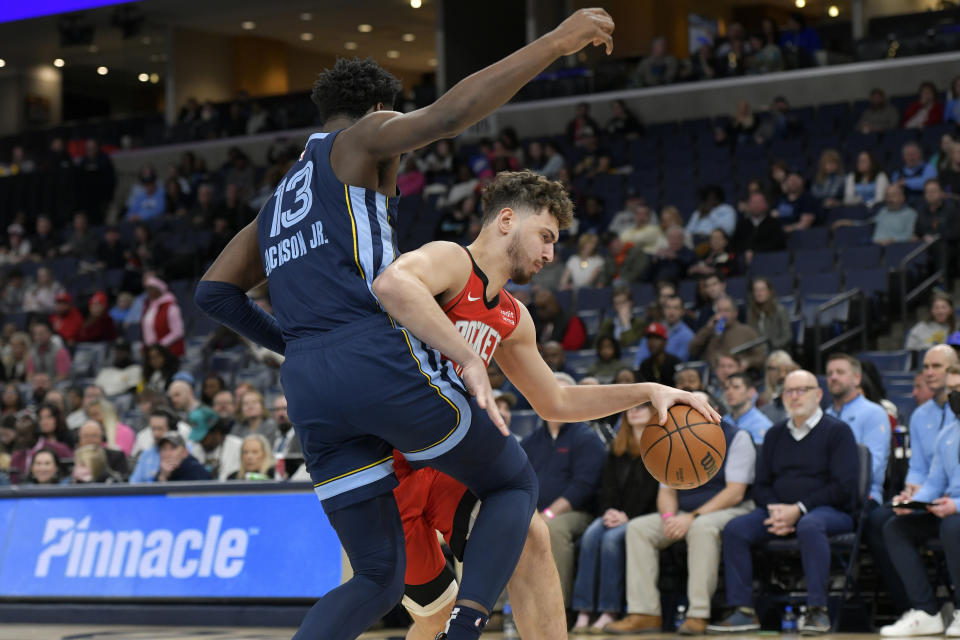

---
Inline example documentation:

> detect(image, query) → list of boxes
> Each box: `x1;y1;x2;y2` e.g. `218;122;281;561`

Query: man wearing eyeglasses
708;370;857;636
879;364;960;637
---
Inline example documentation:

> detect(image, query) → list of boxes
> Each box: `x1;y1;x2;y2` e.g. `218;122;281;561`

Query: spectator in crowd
597;287;646;347
714;100;757;147
688;229;740;279
142;345;179;394
686;186;737;245
675;367;704;393
754;96;801;144
77;419;127;479
714;23;752;78
126;172;166;221
902;81;943;129
913;371;934;407
188;406;241;481
10;410;72;482
643;226;695;283
572;404;660;633
615;199;663;254
693;273;729;332
637;322;682;387
560;233;604;290
60;212;99;259
49;292;83;346
891;142;938;202
30;215;58;260
84;397;135;456
709;352;743;406
212;390;238;431
23;267;65;314
746;28;784;75
28;372;53;406
879;364;960;638
522;372;606;608
905;292;957;350
724;372;773;444
871;184;918;245
844;151;889;208
567;102;600;147
110;292;135;327
2;268;27;313
77;138;116;221
1;383;23;417
36;402;75;451
70;444;120;484
708;370;857;635
26;320;71;382
746;277;792;352
941;143;960;197
421;139;455;179
855;89;901;134
2;331;30;382
130;409;177;482
914;178;960;245
23;448;61;485
779;13;821;67
587;336;627;382
0;223;31;265
631;36;678;87
536;142;565;180
532;290;587;351
91;225;128;271
200;374;226;407
218;183;256;231
228;433;275;480
759;350;799;423
689;295;767;371
167;378;202;421
810;149;844;207
141;276;185;357
946;75;960;124
633;295;694;364
688;43;717;81
231;390;278;445
733;192;788;260
655;206;693;250
155;431;210;482
824;353;891;507
271;394;301;475
609;395;756;635
776;172;819;232
930;133;956;174
604;99;643;138
75;292;117;343
867;345;959;616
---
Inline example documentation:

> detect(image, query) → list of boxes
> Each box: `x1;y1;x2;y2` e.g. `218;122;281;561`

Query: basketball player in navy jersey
195;10;631;640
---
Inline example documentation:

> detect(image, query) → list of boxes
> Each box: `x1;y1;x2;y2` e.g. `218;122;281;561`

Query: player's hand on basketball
648;385;721;426
551;8;615;56
928;497;957;518
461;356;509;436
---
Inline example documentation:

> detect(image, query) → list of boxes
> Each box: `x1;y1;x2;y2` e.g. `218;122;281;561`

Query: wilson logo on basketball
700;452;718;476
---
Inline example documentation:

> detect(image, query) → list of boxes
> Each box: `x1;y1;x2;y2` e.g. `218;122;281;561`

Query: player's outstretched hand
461;356;510;436
550;8;615;56
648;385;722;426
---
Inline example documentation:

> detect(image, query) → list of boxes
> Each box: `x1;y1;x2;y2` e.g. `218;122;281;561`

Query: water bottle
502;602;518;637
715;315;727;335
675;604;687;631
781;605;798;637
798;605;808;630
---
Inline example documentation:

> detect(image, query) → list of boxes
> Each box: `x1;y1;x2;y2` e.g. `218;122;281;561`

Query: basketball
640;405;726;490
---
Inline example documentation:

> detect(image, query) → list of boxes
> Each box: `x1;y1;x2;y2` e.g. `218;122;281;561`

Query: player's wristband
661;512;674;520
543;508;555;520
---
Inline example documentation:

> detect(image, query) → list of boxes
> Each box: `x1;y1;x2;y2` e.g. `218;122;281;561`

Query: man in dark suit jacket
708;370;857;636
732;193;787;261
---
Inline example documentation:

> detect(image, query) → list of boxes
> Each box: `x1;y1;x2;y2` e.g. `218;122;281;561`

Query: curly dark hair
480;170;574;229
310;57;402;125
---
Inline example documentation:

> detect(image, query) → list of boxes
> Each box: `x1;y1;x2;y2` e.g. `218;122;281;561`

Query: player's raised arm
495;304;721;425
372;242;509;434
345;8;615;159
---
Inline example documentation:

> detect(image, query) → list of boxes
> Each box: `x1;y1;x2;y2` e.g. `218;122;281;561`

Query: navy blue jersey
257;131;399;339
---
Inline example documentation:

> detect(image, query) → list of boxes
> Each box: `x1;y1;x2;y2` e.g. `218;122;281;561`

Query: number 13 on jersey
269;160;318;237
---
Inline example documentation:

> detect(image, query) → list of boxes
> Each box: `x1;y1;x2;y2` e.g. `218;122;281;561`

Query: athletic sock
442;604;489;640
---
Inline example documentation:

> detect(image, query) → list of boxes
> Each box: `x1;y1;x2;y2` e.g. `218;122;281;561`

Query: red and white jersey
441;249;521;374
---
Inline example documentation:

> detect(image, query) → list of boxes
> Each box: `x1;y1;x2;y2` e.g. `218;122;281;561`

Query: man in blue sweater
521;372;606;608
708;370;858;636
879;364;960;637
867;345;959;613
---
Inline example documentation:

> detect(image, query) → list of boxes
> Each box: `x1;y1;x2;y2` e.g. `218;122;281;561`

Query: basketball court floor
0;627;888;640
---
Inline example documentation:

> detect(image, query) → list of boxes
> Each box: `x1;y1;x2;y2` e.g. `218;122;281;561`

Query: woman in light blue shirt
843;151;889;208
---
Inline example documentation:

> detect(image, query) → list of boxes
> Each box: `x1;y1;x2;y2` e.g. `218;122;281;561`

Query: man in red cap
49;292;83;346
77;291;117;343
637;322;682;387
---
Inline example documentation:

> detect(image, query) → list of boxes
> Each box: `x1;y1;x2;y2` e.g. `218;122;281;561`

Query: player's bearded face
507;232;535;284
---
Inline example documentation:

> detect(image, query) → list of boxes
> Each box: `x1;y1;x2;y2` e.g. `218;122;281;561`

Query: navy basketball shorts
283;313;516;513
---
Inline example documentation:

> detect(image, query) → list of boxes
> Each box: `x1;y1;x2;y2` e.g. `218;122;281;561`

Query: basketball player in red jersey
376;170;721;638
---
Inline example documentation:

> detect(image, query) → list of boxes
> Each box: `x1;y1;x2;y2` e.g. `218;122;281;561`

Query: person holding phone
879;364;960;637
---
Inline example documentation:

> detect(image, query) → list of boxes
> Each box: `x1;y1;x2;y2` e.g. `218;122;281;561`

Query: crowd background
1;10;960;636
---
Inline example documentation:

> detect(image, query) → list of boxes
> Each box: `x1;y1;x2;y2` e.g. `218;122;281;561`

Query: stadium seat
837;245;882;271
844;269;888;297
726;276;747;302
767;274;795;297
833;224;876;247
793;248;835;273
788;227;830;252
576;287;612;312
565;349;597;376
749;251;790;275
510;410;540;440
857;350;912;372
797;272;842;296
883;242;923;270
578;310;602;339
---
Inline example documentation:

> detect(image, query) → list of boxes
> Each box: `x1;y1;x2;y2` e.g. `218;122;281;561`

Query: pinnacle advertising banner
0;491;341;599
